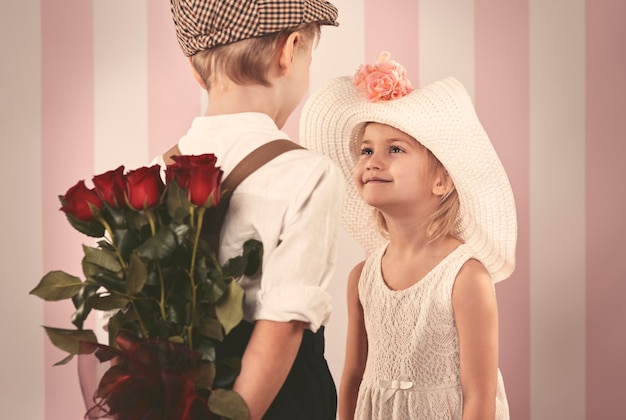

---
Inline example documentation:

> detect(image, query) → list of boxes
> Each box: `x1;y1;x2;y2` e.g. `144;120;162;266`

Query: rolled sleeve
256;285;333;332
254;157;345;330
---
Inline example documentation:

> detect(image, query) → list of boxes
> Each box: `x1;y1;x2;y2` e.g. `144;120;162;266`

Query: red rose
166;154;219;189
125;165;165;210
166;154;223;208
165;157;190;188
188;164;222;208
60;180;104;222
92;165;126;208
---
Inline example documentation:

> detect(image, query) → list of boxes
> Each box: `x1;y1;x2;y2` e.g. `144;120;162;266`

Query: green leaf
197;317;224;342
167;335;185;344
124;207;148;232
221;256;246;279
112;228;141;262
214;356;241;389
170;223;190;245
107;311;139;344
135;225;178;260
195;335;216;363
242;239;263;276
166;183;191;222
125;253;147;295
208;278;227;304
53;353;75;366
61;207;105;238
30;271;83;301
88;270;126;294
88;293;129;311
82;245;123;273
71;283;100;329
194;361;216;391
208;389;249;420
102;204;127;230
43;326;98;355
215;281;244;335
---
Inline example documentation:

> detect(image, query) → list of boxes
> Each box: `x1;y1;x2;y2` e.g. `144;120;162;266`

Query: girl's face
354;123;439;215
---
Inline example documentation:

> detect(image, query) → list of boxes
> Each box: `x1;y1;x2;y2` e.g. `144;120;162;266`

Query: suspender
163;139;305;254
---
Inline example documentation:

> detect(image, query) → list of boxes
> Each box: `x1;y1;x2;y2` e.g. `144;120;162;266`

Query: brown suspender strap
163;139;305;255
163;139;304;201
162;144;181;166
221;139;304;202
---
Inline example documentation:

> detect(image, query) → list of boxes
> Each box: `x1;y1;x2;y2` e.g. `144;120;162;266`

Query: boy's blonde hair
374;146;460;244
191;23;320;92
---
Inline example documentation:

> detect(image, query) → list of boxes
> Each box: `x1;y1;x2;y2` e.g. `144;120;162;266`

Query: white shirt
152;112;345;332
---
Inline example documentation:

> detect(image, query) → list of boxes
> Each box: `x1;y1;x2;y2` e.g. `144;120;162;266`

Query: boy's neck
204;82;284;127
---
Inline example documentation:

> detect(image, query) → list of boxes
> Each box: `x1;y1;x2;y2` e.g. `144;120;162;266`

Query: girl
301;52;516;419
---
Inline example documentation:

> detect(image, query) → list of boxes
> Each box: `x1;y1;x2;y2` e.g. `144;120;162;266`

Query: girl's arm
338;261;368;420
452;259;499;420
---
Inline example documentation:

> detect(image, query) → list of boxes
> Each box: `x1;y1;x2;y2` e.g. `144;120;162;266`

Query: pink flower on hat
353;51;413;101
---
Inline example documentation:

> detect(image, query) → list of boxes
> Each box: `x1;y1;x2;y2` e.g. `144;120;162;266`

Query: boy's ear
188;57;207;90
278;31;301;76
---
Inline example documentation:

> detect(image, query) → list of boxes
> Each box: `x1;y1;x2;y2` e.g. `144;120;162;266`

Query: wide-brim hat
171;0;339;57
301;75;517;282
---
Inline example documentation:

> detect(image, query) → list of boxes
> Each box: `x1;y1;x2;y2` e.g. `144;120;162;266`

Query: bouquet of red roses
31;154;260;420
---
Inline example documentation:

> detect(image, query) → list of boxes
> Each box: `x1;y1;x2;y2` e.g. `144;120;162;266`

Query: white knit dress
354;244;509;420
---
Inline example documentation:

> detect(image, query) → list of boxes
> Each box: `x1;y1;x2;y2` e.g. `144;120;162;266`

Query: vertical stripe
147;2;201;159
41;1;95;418
418;0;475;96
475;1;531;418
364;0;419;81
0;1;44;418
93;0;149;172
586;0;626;417
529;0;586;418
288;2;367;140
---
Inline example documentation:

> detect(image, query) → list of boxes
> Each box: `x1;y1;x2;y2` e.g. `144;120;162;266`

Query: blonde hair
373;144;460;244
191;23;320;92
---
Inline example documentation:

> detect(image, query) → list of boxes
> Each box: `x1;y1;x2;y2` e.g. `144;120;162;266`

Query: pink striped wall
42;1;95;419
364;1;420;82
586;0;626;417
2;1;625;418
475;1;531;417
147;2;200;159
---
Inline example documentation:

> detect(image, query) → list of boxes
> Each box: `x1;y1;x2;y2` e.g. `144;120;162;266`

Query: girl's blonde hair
191;23;320;92
373;144;461;244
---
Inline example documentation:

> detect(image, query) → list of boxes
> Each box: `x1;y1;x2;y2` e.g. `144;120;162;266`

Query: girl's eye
360;147;373;155
390;145;404;153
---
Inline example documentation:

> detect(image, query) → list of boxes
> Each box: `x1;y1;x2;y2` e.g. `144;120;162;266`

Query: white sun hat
300;52;517;282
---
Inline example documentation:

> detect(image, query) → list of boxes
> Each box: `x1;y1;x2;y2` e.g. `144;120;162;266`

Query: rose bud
165;159;190;189
60;180;104;221
92;165;126;208
125;165;165;210
188;164;223;208
167;154;219;190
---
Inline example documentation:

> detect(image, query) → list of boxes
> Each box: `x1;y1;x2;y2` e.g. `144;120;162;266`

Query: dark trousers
219;321;337;420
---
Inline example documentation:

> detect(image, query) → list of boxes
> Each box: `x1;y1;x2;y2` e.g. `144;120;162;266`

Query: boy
157;1;344;419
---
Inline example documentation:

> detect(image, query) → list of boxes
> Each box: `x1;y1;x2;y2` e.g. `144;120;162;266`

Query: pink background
1;1;624;419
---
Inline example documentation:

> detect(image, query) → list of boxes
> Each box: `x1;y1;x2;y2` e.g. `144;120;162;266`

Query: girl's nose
366;152;383;170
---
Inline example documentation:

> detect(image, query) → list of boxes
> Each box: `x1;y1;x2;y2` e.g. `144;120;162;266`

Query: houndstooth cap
170;0;339;56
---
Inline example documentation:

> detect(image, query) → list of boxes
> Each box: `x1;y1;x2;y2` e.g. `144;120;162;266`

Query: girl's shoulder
452;256;496;306
348;260;366;287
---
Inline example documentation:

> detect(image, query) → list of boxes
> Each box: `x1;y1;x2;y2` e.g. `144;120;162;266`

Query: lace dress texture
354;244;509;419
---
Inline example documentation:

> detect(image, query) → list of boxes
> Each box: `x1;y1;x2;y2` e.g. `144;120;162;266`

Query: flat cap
171;0;339;56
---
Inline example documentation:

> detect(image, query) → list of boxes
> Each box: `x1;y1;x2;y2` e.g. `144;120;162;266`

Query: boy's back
163;1;343;418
